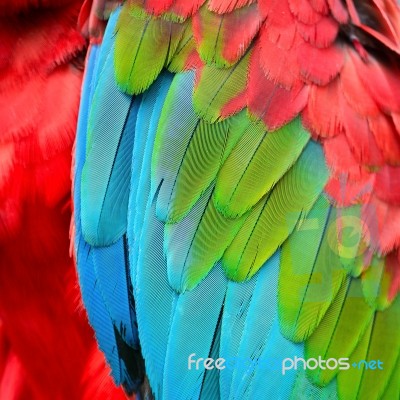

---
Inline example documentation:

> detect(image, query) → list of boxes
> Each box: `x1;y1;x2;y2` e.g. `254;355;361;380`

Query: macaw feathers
336;296;400;400
278;197;346;342
113;0;400;256
115;5;185;94
214;116;310;218
75;2;400;399
192;3;262;67
193;52;250;122
81;49;138;246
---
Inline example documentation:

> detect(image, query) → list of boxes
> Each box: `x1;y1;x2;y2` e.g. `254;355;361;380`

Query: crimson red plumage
209;0;256;13
248;44;309;129
259;29;302;89
297;42;343;84
302;78;344;139
289;0;324;24
0;1;126;398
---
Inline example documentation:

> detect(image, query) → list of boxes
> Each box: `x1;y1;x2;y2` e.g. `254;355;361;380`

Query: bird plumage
74;0;400;399
0;1;126;398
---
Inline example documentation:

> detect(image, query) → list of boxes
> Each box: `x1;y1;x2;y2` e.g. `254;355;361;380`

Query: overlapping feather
75;1;400;399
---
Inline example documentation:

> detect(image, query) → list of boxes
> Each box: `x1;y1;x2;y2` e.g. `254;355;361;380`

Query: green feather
305;278;374;386
278;198;347;342
165;119;229;223
115;4;184;94
334;205;363;274
165;187;246;292
357;296;400;399
221;197;265;281
337;297;400;399
193;51;250;123
381;354;400;400
151;72;199;222
195;5;229;67
167;112;245;223
215;116;310;218
336;318;373;400
362;255;393;310
195;3;261;68
167;23;198;73
290;368;338;400
348;240;370;277
222;140;329;282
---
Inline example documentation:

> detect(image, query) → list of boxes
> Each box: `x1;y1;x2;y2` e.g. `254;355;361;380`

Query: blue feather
222;251;302;399
75;240;124;384
128;72;173;289
135;196;178;398
199;316;222;400
163;262;227;400
151;71;199;222
92;237;138;347
73;42;125;388
164;184;213;291
81;44;136;246
219;275;257;399
248;317;302;399
74;35;142;394
226;251;282;398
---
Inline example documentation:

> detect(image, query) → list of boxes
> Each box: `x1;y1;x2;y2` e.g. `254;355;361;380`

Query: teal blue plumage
73;14;143;393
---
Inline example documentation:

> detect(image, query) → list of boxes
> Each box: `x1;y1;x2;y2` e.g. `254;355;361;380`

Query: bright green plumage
115;6;185;94
193;52;250;122
279;197;347;342
215;116;310;218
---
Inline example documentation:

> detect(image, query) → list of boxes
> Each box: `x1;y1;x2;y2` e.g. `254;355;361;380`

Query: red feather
288;0;323;24
0;346;32;399
0;0;74;15
350;51;400;114
296;14;339;47
327;0;349;23
342;103;384;166
248;44;309;130
259;0;297;49
143;0;174;15
323;134;365;178
302;78;343;139
0;1;126;398
0;5;85;87
340;54;380;117
221;4;263;65
208;0;256;13
259;26;302;89
362;195;400;253
297;41;343;84
169;0;206;19
368;114;400;165
309;0;329;15
325;173;374;206
375;165;400;205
